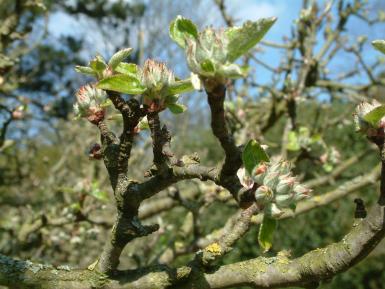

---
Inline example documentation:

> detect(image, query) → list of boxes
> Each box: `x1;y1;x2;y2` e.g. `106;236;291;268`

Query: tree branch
205;82;242;183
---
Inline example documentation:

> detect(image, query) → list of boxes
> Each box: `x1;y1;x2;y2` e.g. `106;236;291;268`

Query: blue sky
47;0;384;92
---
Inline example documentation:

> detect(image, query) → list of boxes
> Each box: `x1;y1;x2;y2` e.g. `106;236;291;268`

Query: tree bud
74;84;107;124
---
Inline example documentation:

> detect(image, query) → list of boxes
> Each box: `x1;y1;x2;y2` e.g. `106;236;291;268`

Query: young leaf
97;74;146;95
167;103;187;114
258;215;277;252
165;94;179;104
286;131;300;151
170;15;198;48
226;17;277;62
166;79;194;95
372;40;385;55
75;66;96;76
218;63;248;78
108;48;133;69
200;59;215;74
242;140;270;175
90;55;107;74
363;105;385;126
115;63;139;77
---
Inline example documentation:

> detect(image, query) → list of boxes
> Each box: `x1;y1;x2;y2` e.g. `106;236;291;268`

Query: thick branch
205;82;242;180
147;112;171;172
198;203;259;266
106;91;143;175
2;194;385;289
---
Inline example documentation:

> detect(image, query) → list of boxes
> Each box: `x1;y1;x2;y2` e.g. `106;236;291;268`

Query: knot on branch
113;216;159;247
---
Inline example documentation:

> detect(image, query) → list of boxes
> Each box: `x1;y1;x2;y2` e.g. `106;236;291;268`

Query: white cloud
226;0;284;22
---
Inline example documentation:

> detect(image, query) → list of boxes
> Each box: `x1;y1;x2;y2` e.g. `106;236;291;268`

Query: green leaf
108;48;133;69
258;215;277;253
89;181;109;202
97;74;146;95
167;103;187;114
170;16;198;48
287;131;300;151
218;63;249;78
372;40;385;55
363;105;385;126
165;94;179;104
74;65;96;76
166;79;194;95
115;63;139;77
226;17;277;62
200;59;215;73
90;55;107;74
242;140;270;175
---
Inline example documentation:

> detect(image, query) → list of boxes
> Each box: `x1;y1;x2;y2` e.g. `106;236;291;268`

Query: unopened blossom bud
254;185;273;203
74;84;107;124
263;171;280;189
250;158;311;215
292;184;311;202
252;162;268;183
276;174;296;195
139;59;176;111
275;194;294;207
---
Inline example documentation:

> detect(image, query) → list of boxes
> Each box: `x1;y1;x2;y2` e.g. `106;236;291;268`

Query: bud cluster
353;100;385;137
139;59;177;112
187;29;227;75
185;28;246;80
251;160;311;218
73;84;107;124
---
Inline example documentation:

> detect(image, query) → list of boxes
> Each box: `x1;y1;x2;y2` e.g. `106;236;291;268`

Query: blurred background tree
1;0;385;289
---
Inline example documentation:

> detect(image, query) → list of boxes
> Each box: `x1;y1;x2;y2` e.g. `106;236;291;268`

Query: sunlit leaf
363;105;385;126
200;59;215;73
115;63;139;77
75;66;96;76
90;55;107;74
108;48;133;69
286;131;301;151
167;103;187;114
166;79;194;95
169;15;198;48
97;74;146;95
226;17;277;62
242;140;270;175
372;40;385;55
219;64;249;78
258;215;277;253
